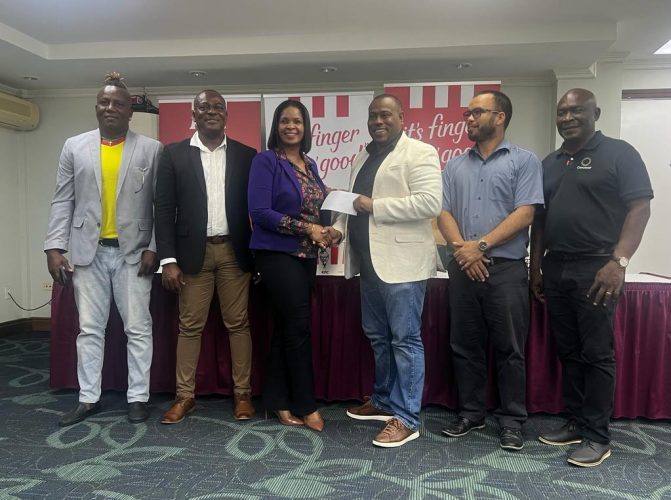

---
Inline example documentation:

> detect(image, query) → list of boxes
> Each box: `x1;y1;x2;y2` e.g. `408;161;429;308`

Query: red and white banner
384;82;500;168
158;94;262;150
264;92;373;275
263;92;373;190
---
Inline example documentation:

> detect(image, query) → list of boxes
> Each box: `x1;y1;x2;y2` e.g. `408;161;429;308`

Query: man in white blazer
44;73;163;426
331;94;442;447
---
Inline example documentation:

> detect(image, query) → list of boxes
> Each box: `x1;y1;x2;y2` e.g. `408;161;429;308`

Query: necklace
100;136;126;147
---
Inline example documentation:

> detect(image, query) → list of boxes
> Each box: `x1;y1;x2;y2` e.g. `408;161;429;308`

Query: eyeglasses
463;108;501;119
195;103;226;113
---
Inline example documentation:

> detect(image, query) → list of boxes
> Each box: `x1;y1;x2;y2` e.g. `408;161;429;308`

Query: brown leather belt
206;235;231;244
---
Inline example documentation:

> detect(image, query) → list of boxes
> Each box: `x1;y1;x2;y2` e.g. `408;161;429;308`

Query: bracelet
308;223;314;235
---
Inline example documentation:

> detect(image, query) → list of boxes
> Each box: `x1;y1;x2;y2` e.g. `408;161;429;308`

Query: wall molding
553;63;597;80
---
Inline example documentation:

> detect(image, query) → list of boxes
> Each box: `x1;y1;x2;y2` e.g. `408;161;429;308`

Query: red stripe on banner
423;85;436;111
330;245;339;264
289;96;301;101
336;95;349;117
384;86;412;109
312;96;325;118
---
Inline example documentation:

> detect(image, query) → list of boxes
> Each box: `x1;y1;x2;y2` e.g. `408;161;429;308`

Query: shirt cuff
160;257;177;266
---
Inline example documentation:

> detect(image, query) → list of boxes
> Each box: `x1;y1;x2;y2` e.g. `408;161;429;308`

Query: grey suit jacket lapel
117;130;137;198
89;130;103;196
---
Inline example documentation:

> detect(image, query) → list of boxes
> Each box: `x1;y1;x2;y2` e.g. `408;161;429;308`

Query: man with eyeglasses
155;89;257;424
45;73;163;426
438;90;543;451
530;89;652;467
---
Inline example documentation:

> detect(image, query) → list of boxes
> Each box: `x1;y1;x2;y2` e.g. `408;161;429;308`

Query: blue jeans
359;267;427;431
73;245;153;403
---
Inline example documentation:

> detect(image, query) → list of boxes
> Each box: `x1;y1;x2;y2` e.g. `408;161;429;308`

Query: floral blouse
275;149;325;258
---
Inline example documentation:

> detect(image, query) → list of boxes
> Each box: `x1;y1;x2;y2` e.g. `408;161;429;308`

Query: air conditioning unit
0;92;39;131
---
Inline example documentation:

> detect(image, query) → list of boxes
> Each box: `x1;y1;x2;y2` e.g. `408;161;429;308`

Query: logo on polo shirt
577;157;592;170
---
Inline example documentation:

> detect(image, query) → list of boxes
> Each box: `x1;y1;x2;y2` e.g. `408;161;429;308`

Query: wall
22;95;97;323
622;66;671;89
501;81;555;158
0;126;26;322
620;66;671;275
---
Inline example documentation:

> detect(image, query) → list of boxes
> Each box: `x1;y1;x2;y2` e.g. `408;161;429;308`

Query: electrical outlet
3;287;10;300
42;282;53;292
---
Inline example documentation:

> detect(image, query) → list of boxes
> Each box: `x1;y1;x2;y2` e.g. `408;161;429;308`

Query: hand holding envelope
321;190;360;215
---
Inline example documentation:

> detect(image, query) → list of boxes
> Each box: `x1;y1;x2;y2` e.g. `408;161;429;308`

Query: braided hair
103;72;128;90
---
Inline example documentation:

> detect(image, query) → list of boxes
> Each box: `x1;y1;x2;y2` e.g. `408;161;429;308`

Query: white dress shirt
191;132;230;237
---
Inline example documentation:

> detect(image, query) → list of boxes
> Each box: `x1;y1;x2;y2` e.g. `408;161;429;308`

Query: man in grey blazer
44;73;163;426
331;94;442;447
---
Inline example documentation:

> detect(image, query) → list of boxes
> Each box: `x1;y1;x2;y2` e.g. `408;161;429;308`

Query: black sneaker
538;421;582;446
499;427;524;451
441;416;485;438
567;439;611;467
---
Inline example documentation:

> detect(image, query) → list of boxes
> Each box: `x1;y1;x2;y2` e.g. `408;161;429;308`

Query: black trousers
542;253;616;444
255;251;318;416
448;259;529;429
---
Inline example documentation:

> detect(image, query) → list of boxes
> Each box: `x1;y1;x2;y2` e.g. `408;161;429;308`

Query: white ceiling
0;0;670;94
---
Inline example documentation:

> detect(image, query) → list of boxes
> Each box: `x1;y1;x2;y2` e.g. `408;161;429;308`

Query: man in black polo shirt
530;88;653;467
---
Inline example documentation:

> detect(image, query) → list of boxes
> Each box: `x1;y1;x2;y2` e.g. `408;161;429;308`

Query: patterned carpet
1;331;670;499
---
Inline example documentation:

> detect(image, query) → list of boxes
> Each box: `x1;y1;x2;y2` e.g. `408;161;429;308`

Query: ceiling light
321;66;338;73
455;63;472;70
654;40;671;54
22;75;39;81
189;70;207;77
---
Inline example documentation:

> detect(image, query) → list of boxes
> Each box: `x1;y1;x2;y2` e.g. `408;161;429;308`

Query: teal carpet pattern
1;331;671;499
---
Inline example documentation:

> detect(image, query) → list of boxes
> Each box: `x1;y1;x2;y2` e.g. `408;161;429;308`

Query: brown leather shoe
161;398;195;424
233;393;255;420
372;418;420;448
275;410;304;426
303;410;325;432
346;397;393;422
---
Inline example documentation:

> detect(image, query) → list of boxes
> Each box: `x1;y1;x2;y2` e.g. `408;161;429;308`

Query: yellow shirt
100;140;124;238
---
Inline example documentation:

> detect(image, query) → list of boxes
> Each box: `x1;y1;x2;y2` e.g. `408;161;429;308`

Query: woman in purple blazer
248;100;333;431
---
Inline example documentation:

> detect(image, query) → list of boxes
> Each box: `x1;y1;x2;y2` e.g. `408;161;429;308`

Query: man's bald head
559;88;597;109
556;88;601;152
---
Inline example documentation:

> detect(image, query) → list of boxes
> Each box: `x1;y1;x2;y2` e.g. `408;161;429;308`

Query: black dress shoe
58;402;101;427
499;427;524;451
567;439;611;467
441;416;485;437
128;402;150;423
538;421;582;446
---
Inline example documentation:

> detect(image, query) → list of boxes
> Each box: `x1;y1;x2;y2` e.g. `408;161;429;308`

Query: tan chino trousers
175;240;252;399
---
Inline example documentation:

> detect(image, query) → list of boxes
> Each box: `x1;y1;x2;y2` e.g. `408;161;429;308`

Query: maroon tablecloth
49;277;671;419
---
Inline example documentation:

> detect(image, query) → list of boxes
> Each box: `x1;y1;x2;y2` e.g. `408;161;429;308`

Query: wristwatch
478;239;489;252
611;255;629;269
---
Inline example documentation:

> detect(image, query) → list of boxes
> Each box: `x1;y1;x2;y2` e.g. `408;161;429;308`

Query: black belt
486;256;525;266
99;238;119;247
206;235;231;244
547;251;610;262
